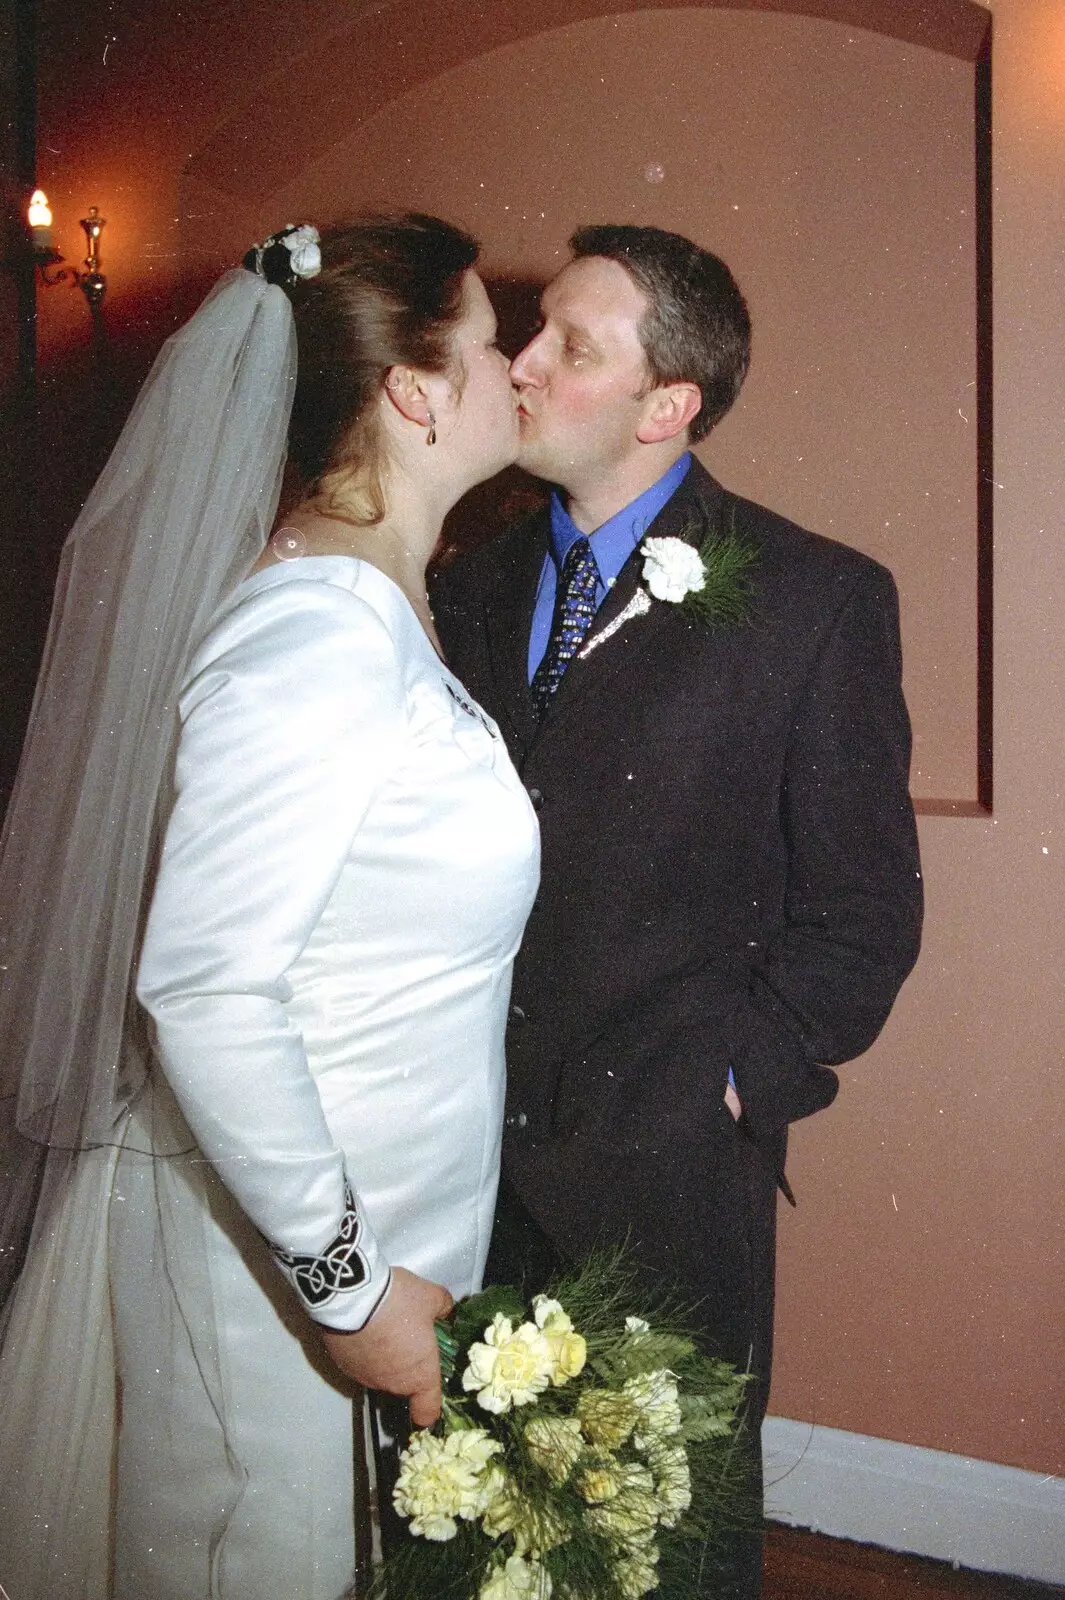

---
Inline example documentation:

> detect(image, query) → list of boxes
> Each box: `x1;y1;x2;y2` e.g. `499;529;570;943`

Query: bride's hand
319;1266;454;1425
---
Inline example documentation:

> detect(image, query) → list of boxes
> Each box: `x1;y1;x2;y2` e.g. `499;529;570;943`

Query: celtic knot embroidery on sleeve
270;1181;370;1309
444;679;496;735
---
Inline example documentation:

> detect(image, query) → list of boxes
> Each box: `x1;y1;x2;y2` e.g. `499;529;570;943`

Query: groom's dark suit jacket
433;460;922;1385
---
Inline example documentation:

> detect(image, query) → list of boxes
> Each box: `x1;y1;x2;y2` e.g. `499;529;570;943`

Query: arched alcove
181;0;991;810
186;0;990;200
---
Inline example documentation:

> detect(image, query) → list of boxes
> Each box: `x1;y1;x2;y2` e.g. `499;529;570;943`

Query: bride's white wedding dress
0;556;539;1600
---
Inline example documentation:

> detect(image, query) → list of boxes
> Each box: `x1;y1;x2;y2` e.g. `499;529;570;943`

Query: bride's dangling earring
426;410;437;446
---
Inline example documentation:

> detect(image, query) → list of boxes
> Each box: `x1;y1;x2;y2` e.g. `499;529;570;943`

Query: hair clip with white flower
244;223;322;286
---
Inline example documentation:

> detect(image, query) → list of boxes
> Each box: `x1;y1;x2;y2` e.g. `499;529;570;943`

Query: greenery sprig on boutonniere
641;514;758;628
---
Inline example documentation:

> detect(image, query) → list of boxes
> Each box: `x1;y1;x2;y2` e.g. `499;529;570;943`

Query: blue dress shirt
526;453;692;681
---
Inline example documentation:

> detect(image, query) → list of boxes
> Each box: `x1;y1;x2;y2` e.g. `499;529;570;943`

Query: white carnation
531;1295;569;1330
481;1472;569;1556
392;1427;501;1541
462;1313;554;1413
641;535;706;602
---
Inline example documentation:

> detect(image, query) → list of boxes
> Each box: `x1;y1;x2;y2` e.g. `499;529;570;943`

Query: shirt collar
548;453;692;586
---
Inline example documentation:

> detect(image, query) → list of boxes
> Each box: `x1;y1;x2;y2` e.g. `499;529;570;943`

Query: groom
432;225;922;1593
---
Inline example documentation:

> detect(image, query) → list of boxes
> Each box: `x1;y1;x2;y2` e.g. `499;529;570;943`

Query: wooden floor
764;1525;1065;1599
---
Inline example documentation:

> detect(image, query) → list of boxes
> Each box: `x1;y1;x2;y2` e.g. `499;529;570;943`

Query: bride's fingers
409;1369;444;1427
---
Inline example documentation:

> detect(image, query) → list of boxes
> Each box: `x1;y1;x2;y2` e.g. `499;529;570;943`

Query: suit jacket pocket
548;990;737;1154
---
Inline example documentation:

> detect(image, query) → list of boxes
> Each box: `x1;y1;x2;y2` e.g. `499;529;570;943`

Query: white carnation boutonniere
579;512;757;660
641;515;758;626
641;536;707;602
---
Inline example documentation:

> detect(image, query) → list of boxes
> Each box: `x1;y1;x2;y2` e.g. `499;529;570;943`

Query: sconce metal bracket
31;207;107;309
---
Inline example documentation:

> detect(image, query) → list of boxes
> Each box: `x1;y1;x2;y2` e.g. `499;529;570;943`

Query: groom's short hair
569;224;751;442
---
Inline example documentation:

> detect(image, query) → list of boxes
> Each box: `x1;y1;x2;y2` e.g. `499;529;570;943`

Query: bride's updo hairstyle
250;214;479;524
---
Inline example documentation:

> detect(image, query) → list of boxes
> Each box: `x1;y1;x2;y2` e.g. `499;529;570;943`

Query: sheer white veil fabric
0;267;295;1155
0;268;296;1592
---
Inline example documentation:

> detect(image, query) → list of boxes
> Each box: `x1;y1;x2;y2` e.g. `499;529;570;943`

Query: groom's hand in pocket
320;1266;454;1425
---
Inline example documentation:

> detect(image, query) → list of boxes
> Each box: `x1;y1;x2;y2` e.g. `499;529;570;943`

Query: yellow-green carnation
481;1472;569;1557
576;1387;638;1449
623;1369;682;1446
647;1438;692;1527
463;1313;554;1414
584;1462;660;1547
392;1427;501;1541
479;1552;554;1600
614;1546;660;1598
524;1414;584;1485
531;1294;587;1385
575;1455;624;1504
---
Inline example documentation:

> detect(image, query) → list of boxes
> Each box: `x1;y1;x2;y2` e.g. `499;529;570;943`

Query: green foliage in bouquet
369;1247;760;1600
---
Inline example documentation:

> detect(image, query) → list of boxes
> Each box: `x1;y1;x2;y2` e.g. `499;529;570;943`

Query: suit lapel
481;511;549;750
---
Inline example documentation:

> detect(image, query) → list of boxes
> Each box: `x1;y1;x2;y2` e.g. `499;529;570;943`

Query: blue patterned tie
531;536;601;716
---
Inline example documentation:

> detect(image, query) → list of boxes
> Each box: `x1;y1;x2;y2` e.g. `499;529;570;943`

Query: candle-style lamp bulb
28;189;53;251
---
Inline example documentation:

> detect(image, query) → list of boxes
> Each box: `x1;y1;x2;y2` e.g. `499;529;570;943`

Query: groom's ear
635;381;702;445
383;364;433;427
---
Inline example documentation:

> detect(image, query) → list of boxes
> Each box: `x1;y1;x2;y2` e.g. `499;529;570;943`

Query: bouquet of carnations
370;1250;758;1599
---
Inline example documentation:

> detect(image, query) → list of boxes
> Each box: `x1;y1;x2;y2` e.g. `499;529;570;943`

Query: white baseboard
762;1416;1065;1587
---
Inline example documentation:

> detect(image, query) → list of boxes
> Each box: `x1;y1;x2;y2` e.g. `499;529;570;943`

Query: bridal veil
0;268;296;1593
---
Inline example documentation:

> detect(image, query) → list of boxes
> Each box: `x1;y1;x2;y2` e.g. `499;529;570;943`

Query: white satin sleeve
136;579;405;1330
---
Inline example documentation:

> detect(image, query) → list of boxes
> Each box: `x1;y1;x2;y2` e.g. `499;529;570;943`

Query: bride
0;216;539;1598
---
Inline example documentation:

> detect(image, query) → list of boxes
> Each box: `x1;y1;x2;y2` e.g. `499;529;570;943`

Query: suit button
528;787;544;810
509;1003;526;1025
516;1112;528;1129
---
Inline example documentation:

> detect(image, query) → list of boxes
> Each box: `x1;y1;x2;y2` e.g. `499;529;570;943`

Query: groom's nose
509;333;546;386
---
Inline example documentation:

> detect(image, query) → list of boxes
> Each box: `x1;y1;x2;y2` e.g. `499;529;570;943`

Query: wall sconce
28;190;108;310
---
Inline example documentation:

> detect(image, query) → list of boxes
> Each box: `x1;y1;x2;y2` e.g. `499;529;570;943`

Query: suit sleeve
728;560;923;1136
136;582;404;1329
